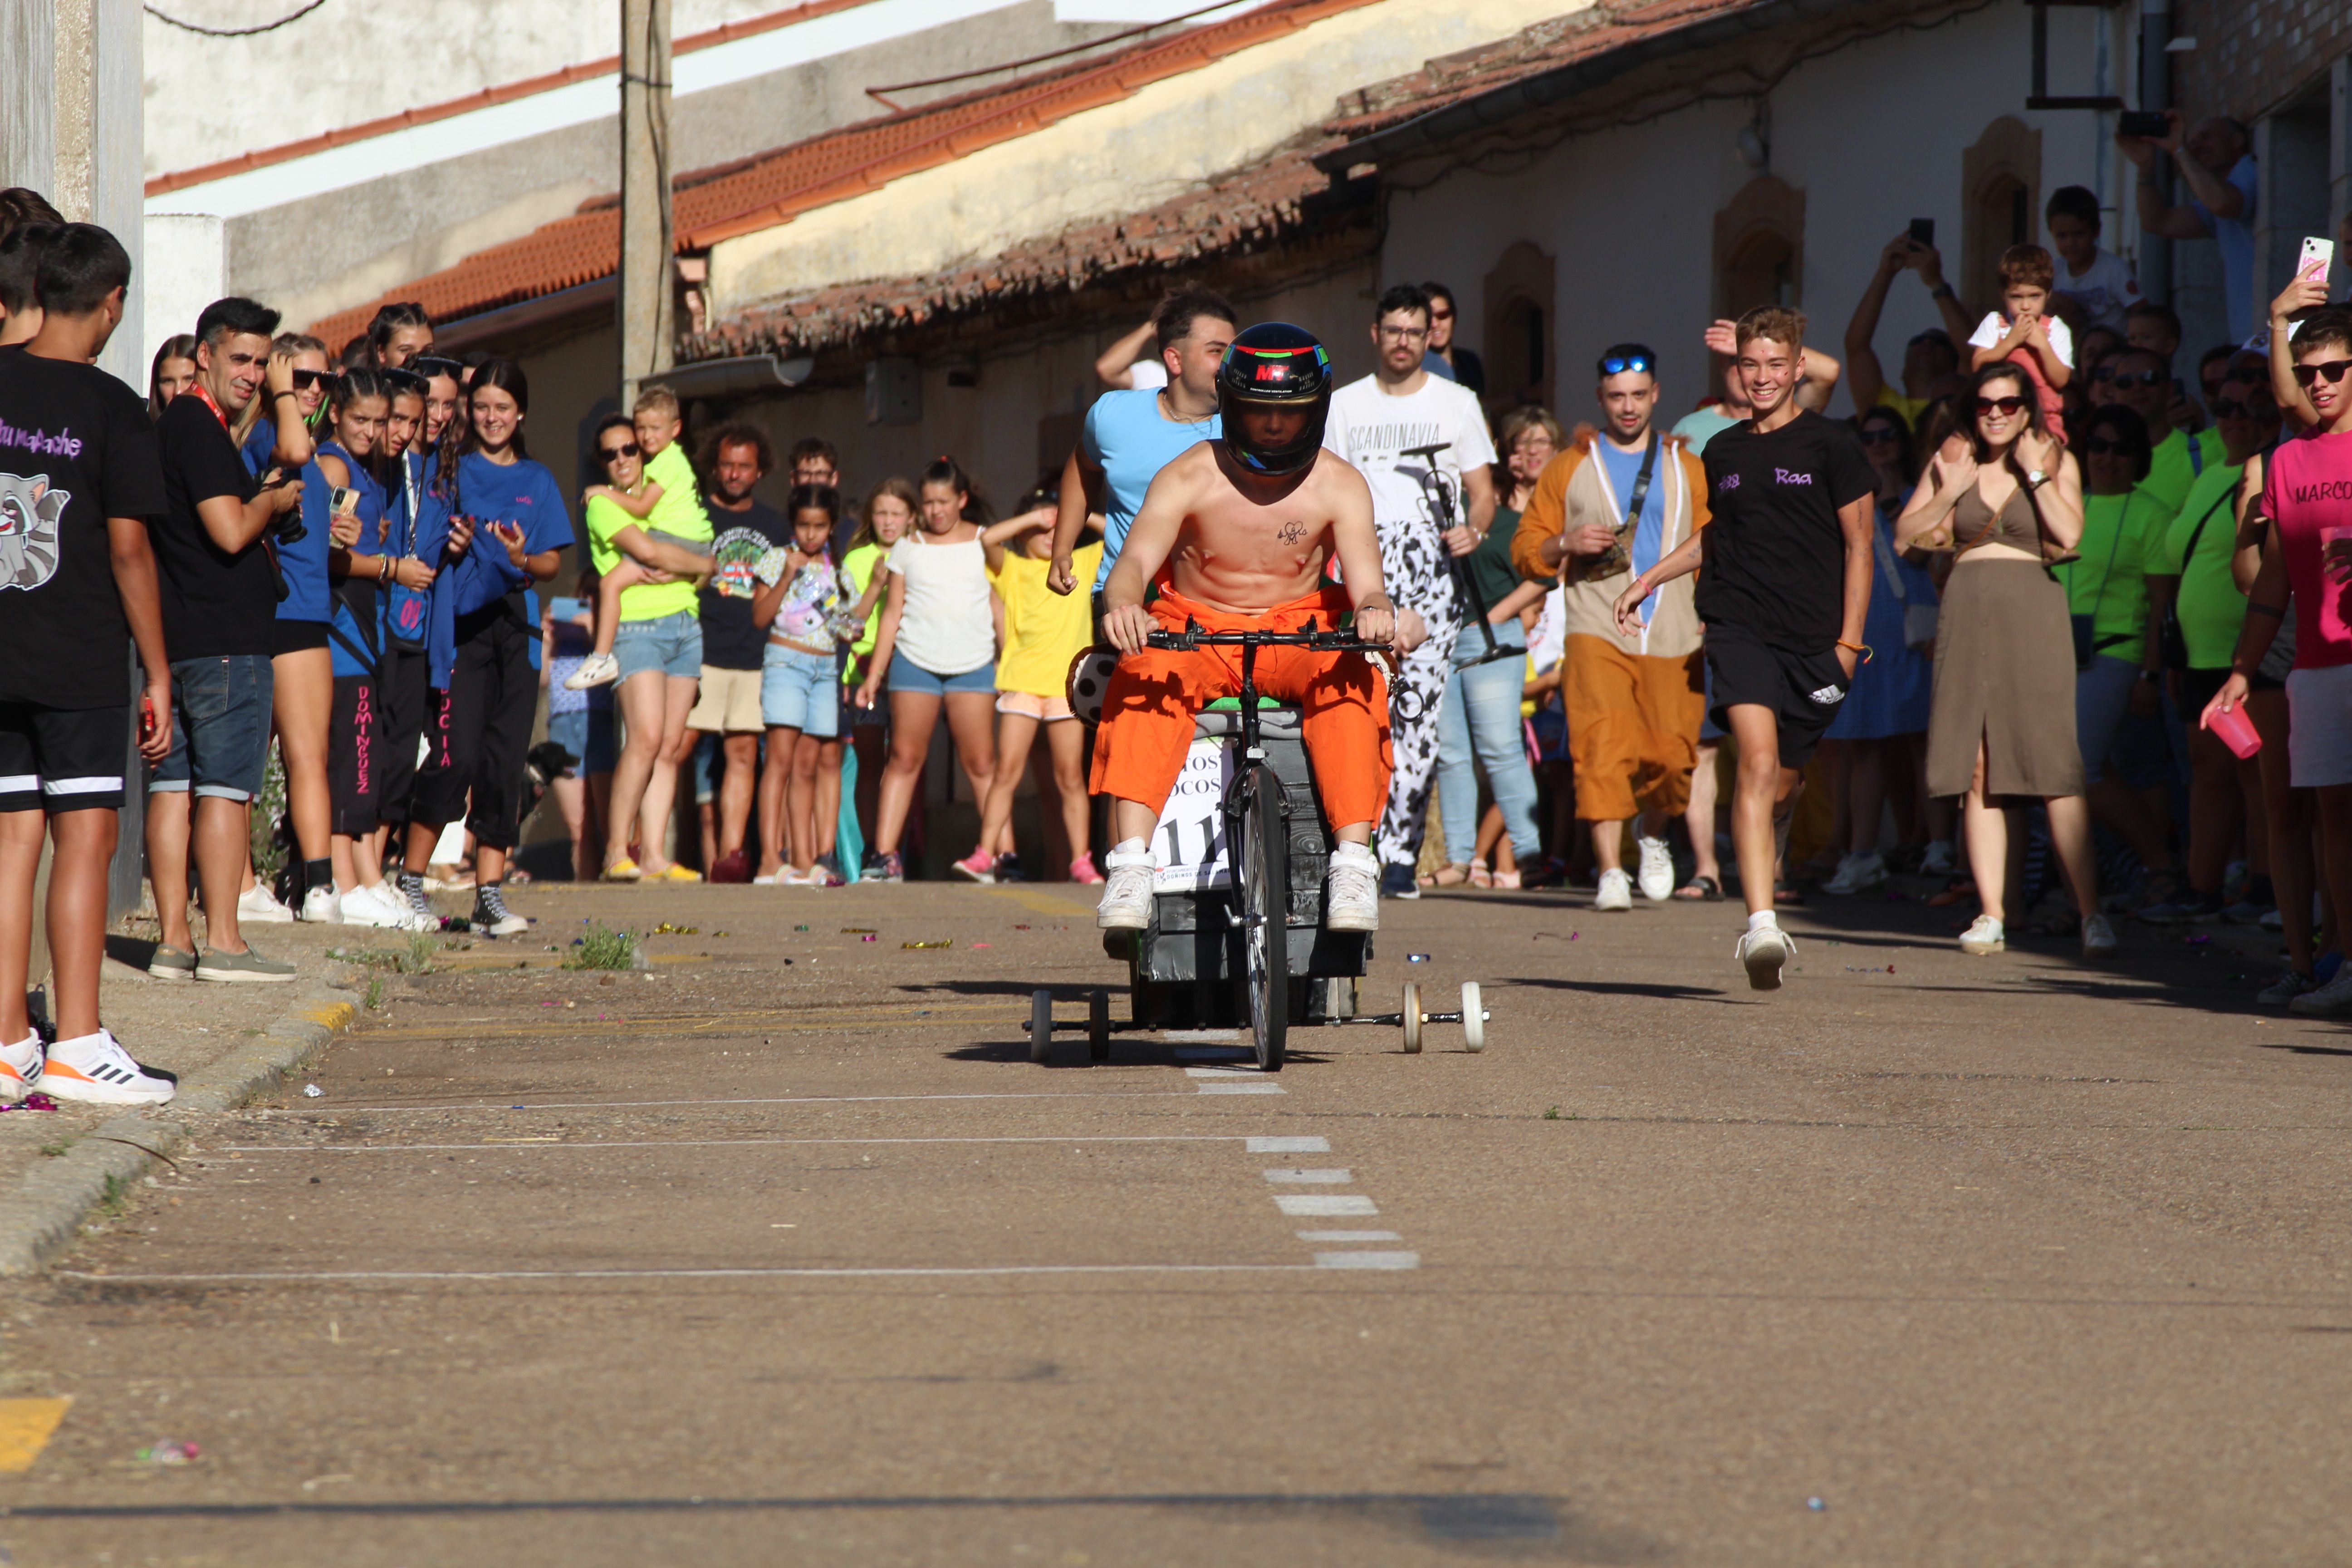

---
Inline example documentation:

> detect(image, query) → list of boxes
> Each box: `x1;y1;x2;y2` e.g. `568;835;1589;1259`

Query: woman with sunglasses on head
381;358;464;917
1899;363;2111;957
2139;361;2283;925
395;360;569;936
1816;406;1939;897
2215;310;2352;1011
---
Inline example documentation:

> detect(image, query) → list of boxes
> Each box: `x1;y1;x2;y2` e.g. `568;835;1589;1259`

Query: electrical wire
144;0;329;37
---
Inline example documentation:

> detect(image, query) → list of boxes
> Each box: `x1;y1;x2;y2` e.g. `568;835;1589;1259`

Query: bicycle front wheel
1237;765;1289;1073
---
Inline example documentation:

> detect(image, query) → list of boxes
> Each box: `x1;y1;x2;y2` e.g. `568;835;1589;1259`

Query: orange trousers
1563;634;1706;822
1088;584;1393;827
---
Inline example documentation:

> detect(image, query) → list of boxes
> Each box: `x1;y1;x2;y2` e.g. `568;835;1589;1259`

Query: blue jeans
762;644;841;736
1435;625;1541;864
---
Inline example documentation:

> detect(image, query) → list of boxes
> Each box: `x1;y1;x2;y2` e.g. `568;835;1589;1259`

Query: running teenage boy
1613;307;1875;990
1322;284;1497;896
0;223;177;1102
1091;323;1414;932
1048;287;1233;612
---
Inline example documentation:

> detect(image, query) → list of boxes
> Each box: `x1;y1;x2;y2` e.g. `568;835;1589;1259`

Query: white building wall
1376;2;2157;420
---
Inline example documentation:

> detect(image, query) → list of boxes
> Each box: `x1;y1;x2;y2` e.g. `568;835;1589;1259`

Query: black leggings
328;674;380;837
375;644;432;828
411;606;537;851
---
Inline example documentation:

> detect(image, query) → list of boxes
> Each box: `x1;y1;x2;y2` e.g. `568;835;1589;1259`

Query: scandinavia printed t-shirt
1321;374;1498;535
1693;410;1876;654
0;347;166;709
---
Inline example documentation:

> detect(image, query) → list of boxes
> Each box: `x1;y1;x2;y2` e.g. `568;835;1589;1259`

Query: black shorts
0;702;128;813
1705;622;1849;772
2181;665;2282;716
271;618;330;656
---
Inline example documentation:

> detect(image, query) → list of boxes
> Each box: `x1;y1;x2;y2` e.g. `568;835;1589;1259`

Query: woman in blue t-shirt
377;359;461;898
268;335;341;923
394;360;569;936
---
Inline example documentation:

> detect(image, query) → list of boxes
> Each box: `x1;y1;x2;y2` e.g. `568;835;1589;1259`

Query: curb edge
0;969;364;1278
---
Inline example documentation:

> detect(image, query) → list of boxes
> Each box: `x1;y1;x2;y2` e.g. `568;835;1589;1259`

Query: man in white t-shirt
1322;284;1497;896
2045;185;2142;333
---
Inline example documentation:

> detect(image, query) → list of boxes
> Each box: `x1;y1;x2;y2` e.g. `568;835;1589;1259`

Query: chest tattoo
1275;519;1307;545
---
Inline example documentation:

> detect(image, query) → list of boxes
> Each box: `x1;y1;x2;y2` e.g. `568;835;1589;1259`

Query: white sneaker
1959;914;2005;955
2259;970;2316;1007
1094;847;1155;931
0;1033;41;1103
1822;851;1887;896
1324;842;1380;933
300;884;342;923
237;882;294;923
563;652;621;691
2081;912;2117;957
1593;868;1633;911
338;882;419;930
1735;923;1792;990
1635;836;1675;902
1921;839;1956;876
2288;965;2352;1017
40;1029;175;1105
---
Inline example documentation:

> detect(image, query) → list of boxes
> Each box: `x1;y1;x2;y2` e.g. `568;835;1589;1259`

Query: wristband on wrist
1836;639;1873;664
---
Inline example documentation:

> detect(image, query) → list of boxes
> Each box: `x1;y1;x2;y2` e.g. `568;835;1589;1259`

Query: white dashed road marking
1274;1195;1379;1217
1262;1169;1351;1184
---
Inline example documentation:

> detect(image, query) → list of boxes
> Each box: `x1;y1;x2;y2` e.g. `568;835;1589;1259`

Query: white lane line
1262;1169;1351;1185
1171;1046;1250;1060
251;1091;1196;1116
1183;1067;1264;1078
224;1135;1289;1155
1314;1252;1419;1271
1274;1195;1378;1217
1163;1031;1241;1043
58;1264;1323;1284
1197;1083;1285;1096
1297;1230;1402;1242
1245;1137;1328;1153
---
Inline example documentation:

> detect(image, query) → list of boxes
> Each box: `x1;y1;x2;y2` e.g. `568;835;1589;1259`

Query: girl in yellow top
954;488;1104;883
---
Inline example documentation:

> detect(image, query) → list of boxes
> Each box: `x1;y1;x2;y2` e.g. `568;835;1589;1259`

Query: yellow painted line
299;1001;357;1029
984;886;1098;917
0;1398;70;1472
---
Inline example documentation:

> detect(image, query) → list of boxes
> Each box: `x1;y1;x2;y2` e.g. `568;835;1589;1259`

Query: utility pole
618;0;674;411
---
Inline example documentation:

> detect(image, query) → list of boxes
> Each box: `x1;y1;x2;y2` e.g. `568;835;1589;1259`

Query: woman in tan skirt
1896;365;2115;958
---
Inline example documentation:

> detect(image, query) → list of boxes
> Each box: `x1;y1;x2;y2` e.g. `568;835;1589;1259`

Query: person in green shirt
2101;345;2225;512
2141;377;2282;921
2060;404;2180;891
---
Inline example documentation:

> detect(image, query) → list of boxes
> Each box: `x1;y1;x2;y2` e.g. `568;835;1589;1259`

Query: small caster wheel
1029;989;1054;1065
1460;981;1484;1052
1088;988;1111;1063
1401;980;1422;1054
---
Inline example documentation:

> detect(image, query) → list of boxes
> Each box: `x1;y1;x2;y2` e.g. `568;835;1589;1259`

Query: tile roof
304;0;1380;348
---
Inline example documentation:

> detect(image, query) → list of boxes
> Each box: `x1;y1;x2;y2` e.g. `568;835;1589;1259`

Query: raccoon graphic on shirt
0;470;67;591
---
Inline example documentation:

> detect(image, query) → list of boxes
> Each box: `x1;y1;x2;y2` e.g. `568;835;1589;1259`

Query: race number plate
1153;739;1233;892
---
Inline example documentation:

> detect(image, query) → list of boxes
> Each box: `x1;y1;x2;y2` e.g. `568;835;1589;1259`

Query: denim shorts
762;644;840;737
547;705;616;775
150;653;274;801
613;611;704;682
886;650;994;696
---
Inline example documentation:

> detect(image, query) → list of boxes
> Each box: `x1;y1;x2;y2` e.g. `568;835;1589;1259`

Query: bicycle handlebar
1143;626;1391;654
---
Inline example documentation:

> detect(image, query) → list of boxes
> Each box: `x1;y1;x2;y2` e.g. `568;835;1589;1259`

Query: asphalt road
5;878;2351;1566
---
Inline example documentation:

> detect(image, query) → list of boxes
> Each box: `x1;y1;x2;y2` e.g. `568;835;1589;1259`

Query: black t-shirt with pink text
1693;409;1875;653
0;346;166;710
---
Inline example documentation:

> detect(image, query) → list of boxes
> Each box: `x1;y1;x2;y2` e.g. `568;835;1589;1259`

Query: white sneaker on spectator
1324;842;1380;932
1593;868;1633;911
339;882;412;930
40;1029;175;1105
2081;912;2117;957
1635;836;1675;902
0;1033;41;1104
2288;965;2352;1017
1959;915;2005;955
1822;851;1887;896
564;652;620;691
1095;847;1155;931
1735;924;1792;990
238;883;294;923
2259;970;2317;1008
299;884;341;923
1921;839;1956;876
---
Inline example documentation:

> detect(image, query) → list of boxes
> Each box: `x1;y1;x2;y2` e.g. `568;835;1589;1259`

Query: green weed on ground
564;923;640;971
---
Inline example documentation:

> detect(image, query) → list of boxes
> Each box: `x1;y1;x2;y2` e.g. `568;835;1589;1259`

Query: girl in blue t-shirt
267;339;345;924
394;360;569;936
376;362;459;904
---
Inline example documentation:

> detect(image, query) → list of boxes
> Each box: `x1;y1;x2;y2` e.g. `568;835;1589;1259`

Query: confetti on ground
903;940;951;950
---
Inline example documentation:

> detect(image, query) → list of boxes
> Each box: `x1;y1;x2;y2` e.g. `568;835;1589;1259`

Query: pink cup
2204;698;2262;760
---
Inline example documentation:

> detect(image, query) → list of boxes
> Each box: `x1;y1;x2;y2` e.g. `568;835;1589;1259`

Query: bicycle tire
1237;765;1289;1073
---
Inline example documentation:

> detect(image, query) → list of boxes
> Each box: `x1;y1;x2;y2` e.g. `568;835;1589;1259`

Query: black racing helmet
1216;322;1333;477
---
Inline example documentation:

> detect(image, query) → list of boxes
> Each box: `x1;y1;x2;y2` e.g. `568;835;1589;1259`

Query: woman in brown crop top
1897;364;2114;959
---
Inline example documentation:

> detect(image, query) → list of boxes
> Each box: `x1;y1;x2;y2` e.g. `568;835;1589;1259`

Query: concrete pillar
142;213;227;368
618;0;675;411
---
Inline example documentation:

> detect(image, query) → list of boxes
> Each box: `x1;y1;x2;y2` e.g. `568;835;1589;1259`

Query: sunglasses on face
2210;395;2276;420
2104;370;2165;389
290;368;330;390
1974;395;2028;416
2083;437;2135;456
1597;354;1654;378
599;441;641;462
1858;426;1903;445
2292;359;2352;387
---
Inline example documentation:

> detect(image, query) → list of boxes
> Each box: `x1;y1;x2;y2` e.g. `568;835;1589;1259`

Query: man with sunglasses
1511;344;1709;911
1611;307;1875;990
2101;347;2221;513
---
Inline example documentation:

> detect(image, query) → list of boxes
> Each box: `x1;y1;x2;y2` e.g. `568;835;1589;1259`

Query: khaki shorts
686;664;763;733
996;690;1073;721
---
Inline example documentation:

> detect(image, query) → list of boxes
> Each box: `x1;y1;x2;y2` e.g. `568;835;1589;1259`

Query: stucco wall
706;0;1587;317
1372;3;2162;419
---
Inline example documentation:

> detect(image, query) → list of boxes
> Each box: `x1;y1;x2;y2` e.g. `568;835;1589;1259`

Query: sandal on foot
1673;875;1724;901
1466;859;1494;889
1429;862;1472;888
